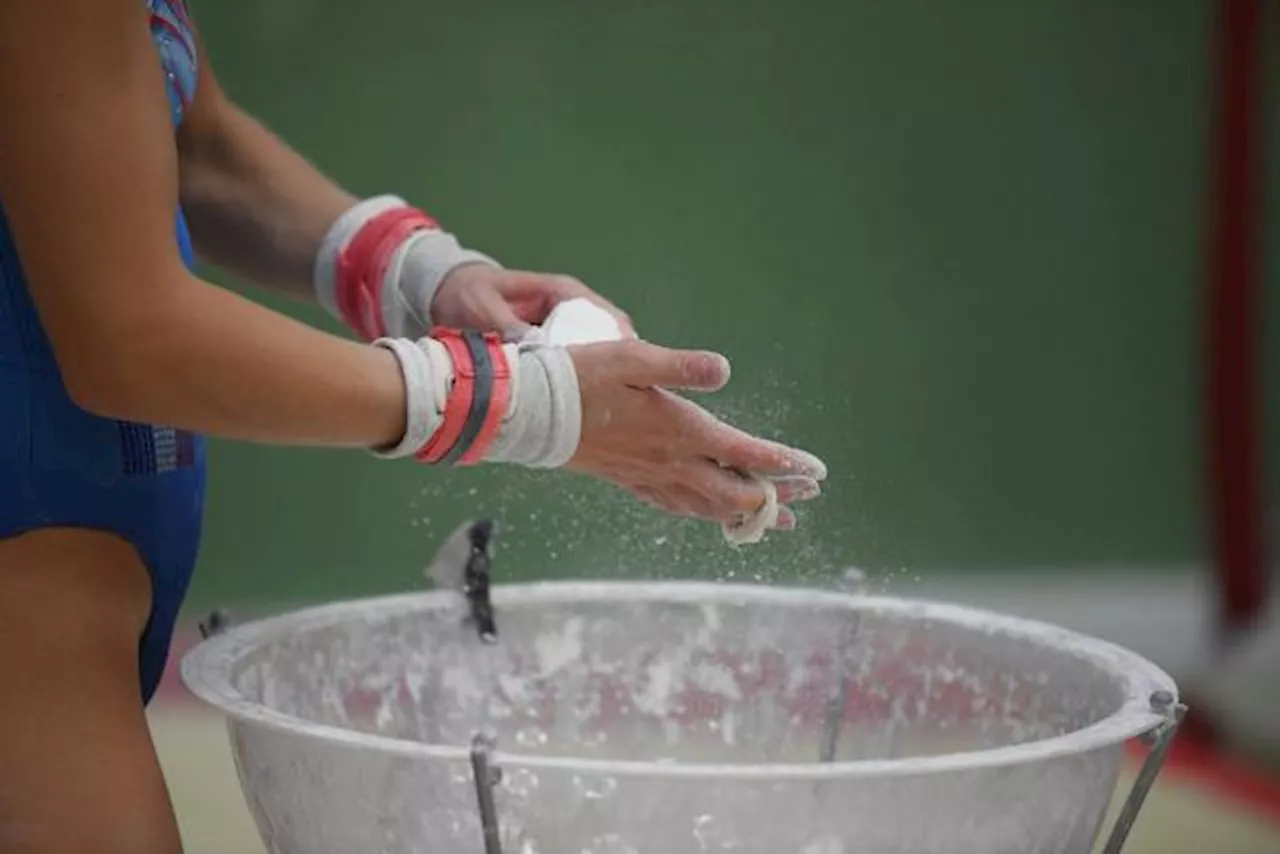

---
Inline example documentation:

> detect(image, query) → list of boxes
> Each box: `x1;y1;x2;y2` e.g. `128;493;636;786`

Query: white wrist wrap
386;231;498;338
370;337;451;459
314;195;500;339
371;337;581;468
314;195;406;323
488;345;582;468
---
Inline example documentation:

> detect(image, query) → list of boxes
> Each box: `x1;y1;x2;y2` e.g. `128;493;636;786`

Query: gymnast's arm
0;0;405;447
173;24;358;302
0;0;822;526
170;20;638;344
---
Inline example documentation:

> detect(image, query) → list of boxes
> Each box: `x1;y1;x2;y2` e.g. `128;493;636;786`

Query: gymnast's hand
567;340;826;528
315;195;634;343
319;195;824;530
431;265;636;341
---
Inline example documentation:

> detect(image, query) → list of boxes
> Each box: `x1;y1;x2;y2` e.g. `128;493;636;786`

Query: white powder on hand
524;297;782;546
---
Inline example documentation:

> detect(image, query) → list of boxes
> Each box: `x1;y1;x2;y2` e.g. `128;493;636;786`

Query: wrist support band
336;207;438;339
316;195;499;340
377;329;524;467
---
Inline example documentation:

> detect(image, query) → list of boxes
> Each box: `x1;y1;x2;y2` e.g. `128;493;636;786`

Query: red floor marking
1126;735;1280;825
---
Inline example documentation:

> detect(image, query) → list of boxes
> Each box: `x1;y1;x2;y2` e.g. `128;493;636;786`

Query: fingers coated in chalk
636;348;730;391
708;429;827;481
685;463;769;519
771;444;827;480
771;476;821;504
773;506;798;531
593;342;728;391
674;351;731;390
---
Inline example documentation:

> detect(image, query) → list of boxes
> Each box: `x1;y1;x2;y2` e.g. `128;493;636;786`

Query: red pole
1207;0;1267;647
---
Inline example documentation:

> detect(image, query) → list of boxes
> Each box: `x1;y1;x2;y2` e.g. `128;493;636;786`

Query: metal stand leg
198;608;235;639
470;732;505;854
1099;691;1187;854
820;569;867;762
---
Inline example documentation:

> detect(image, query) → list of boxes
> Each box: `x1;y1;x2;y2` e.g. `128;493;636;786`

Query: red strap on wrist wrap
334;207;440;340
416;329;475;464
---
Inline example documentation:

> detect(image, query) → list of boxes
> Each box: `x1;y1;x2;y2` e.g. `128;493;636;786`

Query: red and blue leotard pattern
0;0;205;703
150;0;198;124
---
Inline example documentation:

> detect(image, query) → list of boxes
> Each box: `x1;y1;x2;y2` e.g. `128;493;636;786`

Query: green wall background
185;0;1277;610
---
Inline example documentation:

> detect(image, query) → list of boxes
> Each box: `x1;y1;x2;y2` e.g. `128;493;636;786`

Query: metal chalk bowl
183;525;1184;854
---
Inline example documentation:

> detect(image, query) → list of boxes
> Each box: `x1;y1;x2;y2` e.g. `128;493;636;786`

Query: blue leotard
0;0;204;703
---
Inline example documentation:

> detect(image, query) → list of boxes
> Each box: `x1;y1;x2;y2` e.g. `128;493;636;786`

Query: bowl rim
180;580;1176;781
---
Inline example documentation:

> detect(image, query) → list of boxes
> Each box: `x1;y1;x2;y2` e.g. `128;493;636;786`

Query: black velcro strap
440;331;494;465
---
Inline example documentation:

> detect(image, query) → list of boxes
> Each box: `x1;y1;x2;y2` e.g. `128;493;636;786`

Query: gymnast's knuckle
553;274;587;293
